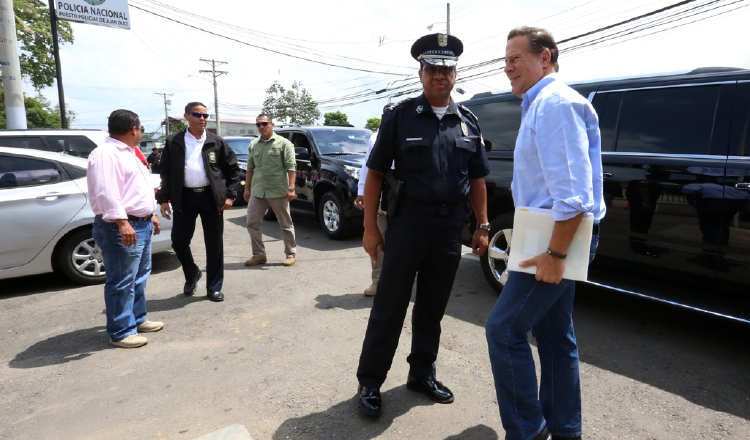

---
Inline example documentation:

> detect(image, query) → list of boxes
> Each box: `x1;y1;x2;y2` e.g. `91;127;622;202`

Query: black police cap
410;33;463;67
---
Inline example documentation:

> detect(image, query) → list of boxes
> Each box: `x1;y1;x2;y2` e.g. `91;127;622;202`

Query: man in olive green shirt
243;114;298;267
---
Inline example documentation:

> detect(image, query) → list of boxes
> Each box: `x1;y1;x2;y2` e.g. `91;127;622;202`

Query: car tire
57;228;106;285
480;213;514;294
319;190;350;240
263;207;277;221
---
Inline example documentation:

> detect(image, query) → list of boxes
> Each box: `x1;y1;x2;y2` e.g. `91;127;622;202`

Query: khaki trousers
371;209;388;284
247;196;296;258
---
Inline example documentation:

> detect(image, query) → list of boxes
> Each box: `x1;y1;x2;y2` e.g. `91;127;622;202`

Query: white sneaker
364;283;377;297
110;333;148;348
136;321;164;333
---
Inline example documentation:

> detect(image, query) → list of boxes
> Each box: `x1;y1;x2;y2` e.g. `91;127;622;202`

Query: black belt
398;196;463;217
127;214;153;222
185;186;209;192
593;222;600;235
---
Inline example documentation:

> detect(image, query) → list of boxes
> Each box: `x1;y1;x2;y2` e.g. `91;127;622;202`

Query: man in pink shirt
88;109;164;349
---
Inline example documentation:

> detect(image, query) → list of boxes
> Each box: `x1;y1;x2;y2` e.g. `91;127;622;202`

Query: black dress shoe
406;374;454;403
207;291;224;302
357;385;381;416
551;435;580;440
183;269;202;296
533;427;551;440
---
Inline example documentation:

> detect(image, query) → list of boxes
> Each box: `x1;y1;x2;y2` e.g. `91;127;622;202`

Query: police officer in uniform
356;33;491;416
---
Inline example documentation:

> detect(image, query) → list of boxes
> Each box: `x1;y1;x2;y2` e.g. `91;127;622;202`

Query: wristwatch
477;222;491;232
287;186;295;191
546;247;567;259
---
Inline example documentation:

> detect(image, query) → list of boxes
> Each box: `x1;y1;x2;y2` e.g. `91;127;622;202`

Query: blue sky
28;0;750;134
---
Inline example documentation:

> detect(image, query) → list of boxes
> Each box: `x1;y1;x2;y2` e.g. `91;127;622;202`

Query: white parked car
0;147;172;284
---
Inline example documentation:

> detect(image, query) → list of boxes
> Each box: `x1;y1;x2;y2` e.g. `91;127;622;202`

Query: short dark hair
185;101;206;114
108;109;140;136
256;113;272;122
508;26;559;72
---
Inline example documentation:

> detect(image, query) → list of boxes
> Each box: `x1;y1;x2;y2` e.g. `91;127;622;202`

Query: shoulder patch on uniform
458;103;479;121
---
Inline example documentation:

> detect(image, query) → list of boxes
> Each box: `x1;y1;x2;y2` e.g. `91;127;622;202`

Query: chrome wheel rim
71;238;105;278
322;200;340;232
487;228;512;286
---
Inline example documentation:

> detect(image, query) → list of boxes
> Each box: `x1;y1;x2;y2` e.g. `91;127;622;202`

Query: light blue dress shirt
512;74;606;222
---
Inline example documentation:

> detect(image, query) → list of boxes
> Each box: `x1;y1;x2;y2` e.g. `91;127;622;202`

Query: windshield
310;129;372;155
226;138;254;157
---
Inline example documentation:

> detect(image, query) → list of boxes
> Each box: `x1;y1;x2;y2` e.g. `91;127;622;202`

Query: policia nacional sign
56;0;131;30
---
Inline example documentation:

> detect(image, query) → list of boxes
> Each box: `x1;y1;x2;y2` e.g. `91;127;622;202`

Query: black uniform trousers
356;205;466;388
171;188;224;293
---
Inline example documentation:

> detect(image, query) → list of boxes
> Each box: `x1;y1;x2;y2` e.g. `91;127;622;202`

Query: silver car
0;147;173;284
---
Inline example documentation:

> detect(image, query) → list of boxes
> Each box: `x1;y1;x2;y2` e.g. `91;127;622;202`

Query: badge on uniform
208;152;217;164
416;105;423;114
461;121;468;136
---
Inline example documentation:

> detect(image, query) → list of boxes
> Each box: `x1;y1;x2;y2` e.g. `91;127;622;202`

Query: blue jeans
92;216;152;341
485;231;599;440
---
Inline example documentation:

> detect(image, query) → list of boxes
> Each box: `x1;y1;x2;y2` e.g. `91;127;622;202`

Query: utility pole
47;0;66;128
199;58;228;136
155;92;172;139
447;3;451;35
0;0;27;128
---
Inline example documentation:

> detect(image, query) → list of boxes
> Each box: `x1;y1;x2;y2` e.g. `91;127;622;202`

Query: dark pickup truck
460;67;750;323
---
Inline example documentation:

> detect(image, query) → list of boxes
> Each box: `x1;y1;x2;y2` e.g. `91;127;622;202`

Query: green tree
14;0;74;90
262;81;320;125
168;121;187;135
324;111;349;126
365;117;381;131
0;88;74;128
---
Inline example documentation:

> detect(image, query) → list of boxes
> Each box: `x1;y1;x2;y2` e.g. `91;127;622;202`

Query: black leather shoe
532;427;551;440
183;269;202;296
406;374;454;403
551;435;580;440
207;291;224;302
357;385;381;416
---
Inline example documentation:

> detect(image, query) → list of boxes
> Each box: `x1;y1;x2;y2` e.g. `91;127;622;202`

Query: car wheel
263;207;277;221
319;190;350;240
58;228;106;285
480;213;514;294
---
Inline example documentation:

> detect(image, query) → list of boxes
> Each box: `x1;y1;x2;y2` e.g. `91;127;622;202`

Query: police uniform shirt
367;94;490;205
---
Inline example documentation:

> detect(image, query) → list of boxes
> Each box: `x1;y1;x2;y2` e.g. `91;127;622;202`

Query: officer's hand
220;198;233;211
519;253;565;284
152;216;161;235
354;196;364;210
243;188;251;203
116;220;137;247
160;203;172;220
363;227;384;261
471;229;488;255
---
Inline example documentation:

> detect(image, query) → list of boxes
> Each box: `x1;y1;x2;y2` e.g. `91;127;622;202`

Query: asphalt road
1;206;749;439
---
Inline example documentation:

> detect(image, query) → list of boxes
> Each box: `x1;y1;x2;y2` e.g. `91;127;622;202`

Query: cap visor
422;58;458;67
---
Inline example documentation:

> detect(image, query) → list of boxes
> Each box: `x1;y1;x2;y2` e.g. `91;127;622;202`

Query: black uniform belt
127;214;153;222
185;186;209;192
399;196;463;217
593;222;600;235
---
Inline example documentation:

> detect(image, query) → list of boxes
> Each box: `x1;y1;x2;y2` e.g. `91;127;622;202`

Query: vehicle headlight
344;165;360;180
238;161;247;171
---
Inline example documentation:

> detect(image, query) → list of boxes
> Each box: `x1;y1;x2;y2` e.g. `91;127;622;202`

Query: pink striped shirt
87;137;157;221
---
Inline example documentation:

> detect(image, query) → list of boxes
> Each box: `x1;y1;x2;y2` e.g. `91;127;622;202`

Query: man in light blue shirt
485;27;605;440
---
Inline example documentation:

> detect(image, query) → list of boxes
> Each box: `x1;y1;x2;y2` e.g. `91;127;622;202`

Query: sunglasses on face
134;126;144;133
256;121;271;127
191;112;210;119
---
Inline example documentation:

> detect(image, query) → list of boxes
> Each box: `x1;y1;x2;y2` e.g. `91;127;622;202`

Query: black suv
274;126;373;239
461;67;750;323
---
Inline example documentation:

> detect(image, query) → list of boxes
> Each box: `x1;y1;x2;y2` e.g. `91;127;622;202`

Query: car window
0;136;49;151
730;82;750;157
310;129;371;154
290;133;311;151
61;162;87;180
462;99;521;151
46;135;98;158
276;132;291;139
0;155;62;189
611;85;722;155
592;92;622;152
226;138;254;156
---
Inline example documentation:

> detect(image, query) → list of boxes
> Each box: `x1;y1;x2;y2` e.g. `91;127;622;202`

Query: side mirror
294;147;310;160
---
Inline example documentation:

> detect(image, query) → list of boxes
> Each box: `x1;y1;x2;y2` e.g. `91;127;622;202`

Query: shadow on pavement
272;385;440;440
225;211;362;252
444;424;499;440
9;326;109;369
